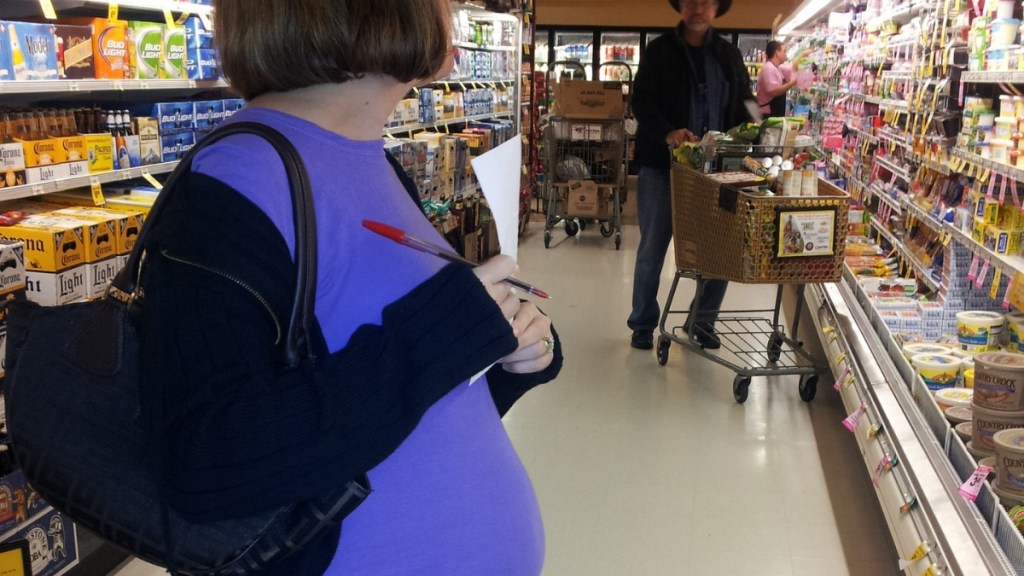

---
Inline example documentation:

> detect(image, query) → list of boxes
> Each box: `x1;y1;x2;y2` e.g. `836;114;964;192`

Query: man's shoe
631;330;654;350
693;322;721;349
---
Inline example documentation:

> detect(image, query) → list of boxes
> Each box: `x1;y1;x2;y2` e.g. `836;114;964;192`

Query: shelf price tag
141;172;163;190
89;177;104;205
959;465;993;502
164;9;176;28
908;541;931;562
922;564;940;576
842;403;867;432
38;0;57;19
967;253;980;281
1001;175;1009;204
991;266;1003;301
977;259;991;291
1007;272;1024;310
988;172;998;200
108;2;119;21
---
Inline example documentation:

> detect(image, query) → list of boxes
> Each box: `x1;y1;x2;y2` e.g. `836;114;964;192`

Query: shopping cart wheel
733;375;751;404
565;219;579;236
544;230;551;248
799;374;818;402
766;331;784;363
600;221;614;237
656;336;670;366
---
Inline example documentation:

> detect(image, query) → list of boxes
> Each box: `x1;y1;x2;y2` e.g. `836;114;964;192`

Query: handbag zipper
161;250;283;345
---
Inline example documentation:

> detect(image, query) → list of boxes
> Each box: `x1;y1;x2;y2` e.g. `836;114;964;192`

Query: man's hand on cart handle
666;128;698;147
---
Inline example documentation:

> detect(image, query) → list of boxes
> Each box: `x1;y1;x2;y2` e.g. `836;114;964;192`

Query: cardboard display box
552;80;625;119
567;179;599;217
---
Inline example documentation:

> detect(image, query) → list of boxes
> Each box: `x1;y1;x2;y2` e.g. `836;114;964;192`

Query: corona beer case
25;265;87;306
0;217;85;272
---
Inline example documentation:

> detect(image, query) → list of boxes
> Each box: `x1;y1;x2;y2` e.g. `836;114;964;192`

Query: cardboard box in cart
567;179;599;217
552;80;625;119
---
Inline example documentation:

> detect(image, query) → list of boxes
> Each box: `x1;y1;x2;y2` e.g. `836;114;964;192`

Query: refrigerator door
598;32;640;83
553;31;594;80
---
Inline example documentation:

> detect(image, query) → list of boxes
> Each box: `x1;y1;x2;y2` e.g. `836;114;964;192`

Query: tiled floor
113;209;900;575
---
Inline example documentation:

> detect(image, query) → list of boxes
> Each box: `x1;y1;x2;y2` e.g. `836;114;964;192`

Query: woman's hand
473;254;520;324
666;128;698;147
499;301;555;374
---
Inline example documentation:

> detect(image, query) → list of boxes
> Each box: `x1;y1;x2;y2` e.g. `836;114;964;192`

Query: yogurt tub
1001;94;1017;117
993;479;1024;507
958;311;1006;352
981;455;998;469
969;439;996;460
993;138;1013;163
946;404;974;424
975;351;1024;410
973;401;1024;451
911;353;961;390
936;387;974;411
966;367;977;389
992;19;1022;47
979;141;993;159
957;420;974;442
994;428;1024;494
989;46;1010;70
978;111;998;128
996;116;1018;138
1009;312;1024;347
998;0;1016;19
902;342;954;359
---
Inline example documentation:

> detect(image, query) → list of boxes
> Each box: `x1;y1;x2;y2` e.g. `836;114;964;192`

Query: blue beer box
152;101;195;134
0;505;78;576
184;16;214;50
185;47;220;80
161;131;196;161
2;21;59;81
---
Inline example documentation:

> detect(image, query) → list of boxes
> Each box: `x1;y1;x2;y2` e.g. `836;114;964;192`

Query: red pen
362;220;550;299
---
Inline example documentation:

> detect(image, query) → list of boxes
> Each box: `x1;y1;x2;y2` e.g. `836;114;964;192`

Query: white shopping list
468;134;522;385
471;134;522;262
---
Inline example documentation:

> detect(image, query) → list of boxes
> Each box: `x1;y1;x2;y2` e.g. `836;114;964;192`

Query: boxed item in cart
0;142;26;188
25;265;87;305
55;24;94;80
552;80;626;119
65;18;128;78
567;179;599;216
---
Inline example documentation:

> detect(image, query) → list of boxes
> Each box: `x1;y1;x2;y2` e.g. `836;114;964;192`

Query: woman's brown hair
215;0;451;100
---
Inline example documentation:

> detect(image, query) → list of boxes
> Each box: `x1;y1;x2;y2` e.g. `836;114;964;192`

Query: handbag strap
113;122;317;369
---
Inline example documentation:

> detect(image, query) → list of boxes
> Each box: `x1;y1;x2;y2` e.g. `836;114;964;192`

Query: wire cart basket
541;62;629;250
657;158;851;404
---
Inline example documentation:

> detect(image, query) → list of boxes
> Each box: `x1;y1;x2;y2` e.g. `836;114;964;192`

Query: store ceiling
536;0;803;30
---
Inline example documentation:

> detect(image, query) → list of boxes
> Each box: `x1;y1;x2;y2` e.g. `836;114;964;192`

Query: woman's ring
544;336;555;355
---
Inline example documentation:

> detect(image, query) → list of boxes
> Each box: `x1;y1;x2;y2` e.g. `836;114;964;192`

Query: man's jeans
628;166;727;332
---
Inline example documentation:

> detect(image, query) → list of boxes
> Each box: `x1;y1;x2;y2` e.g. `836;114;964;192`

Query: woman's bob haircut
215;0;452;100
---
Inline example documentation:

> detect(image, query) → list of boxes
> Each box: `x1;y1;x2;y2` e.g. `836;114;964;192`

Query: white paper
471;134;522;262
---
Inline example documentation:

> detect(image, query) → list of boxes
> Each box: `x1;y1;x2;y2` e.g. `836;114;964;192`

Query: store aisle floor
112;219;900;576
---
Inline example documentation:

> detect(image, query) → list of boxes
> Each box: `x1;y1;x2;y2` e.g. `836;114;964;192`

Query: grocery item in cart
555;155;590;180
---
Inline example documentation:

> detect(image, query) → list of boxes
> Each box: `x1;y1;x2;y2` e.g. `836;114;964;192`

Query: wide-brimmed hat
668;0;732;17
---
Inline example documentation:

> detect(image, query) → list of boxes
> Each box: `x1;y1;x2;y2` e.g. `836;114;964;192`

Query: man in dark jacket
627;0;756;350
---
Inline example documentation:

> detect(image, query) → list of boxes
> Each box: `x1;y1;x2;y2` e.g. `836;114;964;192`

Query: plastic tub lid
911;353;962;369
976;351;1024;369
903;343;953;357
957;421;974;441
958;311;1007;326
936;387;974;408
994;428;1024;451
946;404;974;424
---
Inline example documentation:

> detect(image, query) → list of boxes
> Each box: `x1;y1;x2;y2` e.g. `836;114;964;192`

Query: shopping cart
541;61;627;249
656;156;851;404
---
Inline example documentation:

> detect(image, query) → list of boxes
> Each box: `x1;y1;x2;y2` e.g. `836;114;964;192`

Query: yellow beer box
51;206;144;254
0;217;85;272
85;133;115;173
17;137;67;167
25;265;87;306
0;142;26;189
21;214;115;263
103;192;157;216
0;239;26;296
84;256;120;300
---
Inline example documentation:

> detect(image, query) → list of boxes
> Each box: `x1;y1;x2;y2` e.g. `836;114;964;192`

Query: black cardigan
632;24;754;170
137;156;562;574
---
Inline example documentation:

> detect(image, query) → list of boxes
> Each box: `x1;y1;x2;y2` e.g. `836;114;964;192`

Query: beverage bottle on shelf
114;111;129;169
121;110;134;135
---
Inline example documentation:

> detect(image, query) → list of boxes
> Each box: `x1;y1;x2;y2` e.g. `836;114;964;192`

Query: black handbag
3;122;370;575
